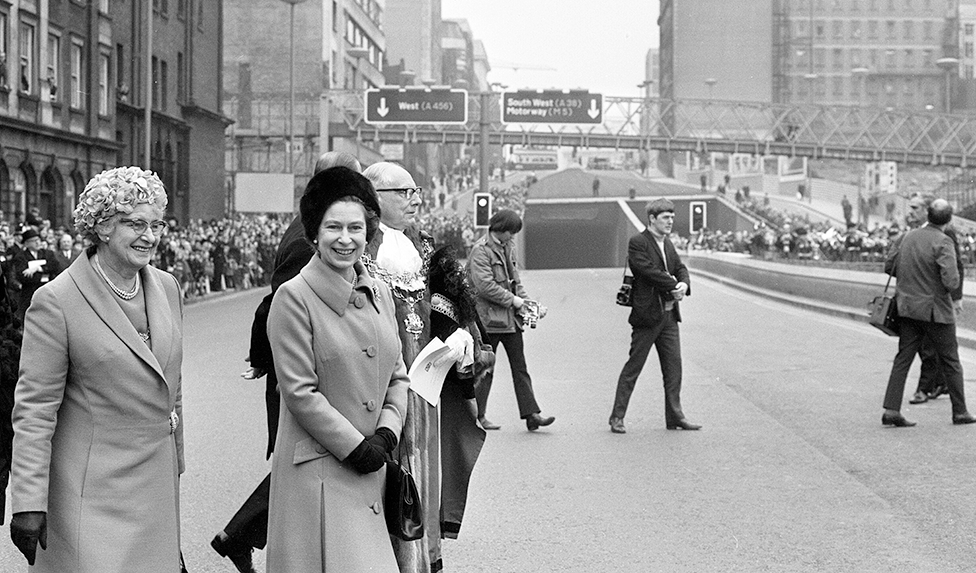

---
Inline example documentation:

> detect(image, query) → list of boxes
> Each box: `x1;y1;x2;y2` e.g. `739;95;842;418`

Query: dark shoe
478;417;501;430
211;533;257;573
927;385;948;400
609;417;626;434
881;412;916;427
909;391;929;404
666;419;702;430
953;413;976;425
526;413;555;431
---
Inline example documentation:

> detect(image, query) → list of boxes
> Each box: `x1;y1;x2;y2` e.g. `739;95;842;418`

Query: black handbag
385;458;424;541
615;264;633;307
868;272;899;336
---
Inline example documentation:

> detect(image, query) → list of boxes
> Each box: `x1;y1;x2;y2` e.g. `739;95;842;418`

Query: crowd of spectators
0;210;294;305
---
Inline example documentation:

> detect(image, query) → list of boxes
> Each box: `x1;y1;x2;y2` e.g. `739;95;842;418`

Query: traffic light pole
479;91;491;196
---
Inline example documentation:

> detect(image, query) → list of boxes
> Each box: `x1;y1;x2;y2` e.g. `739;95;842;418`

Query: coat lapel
68;254;167;383
300;256;380;316
142;266;174;387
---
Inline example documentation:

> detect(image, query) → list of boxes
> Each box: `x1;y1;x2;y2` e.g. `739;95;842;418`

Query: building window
833;77;843;96
833;48;844;70
160;59;167;111
11;168;26;221
332;1;338;32
833;20;843;39
99;0;109;13
161;0;168;17
197;0;204;30
815;20;825;39
868;20;878;39
903;20;913;40
177;0;186;19
967;42;975;58
968;65;975;79
99;52;110;115
152;56;158;109
925;21;934;40
814;48;825;70
70;39;84;108
851;0;860;10
19;20;36;94
886;20;895;40
904;49;914;68
47;33;60;101
851;20;862;39
177;51;184;103
0;11;8;89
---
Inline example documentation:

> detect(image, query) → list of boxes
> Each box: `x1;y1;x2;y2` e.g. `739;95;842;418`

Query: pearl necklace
92;254;140;300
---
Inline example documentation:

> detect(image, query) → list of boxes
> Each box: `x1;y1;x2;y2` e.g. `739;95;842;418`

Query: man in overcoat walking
881;199;976;427
609;198;700;434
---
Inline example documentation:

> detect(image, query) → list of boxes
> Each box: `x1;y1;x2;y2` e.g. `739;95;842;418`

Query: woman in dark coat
427;246;492;539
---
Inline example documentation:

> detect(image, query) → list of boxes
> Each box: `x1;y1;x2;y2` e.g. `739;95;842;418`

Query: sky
439;0;660;98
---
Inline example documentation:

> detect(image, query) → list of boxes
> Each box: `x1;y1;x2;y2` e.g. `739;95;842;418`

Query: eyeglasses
377;187;422;199
119;218;168;235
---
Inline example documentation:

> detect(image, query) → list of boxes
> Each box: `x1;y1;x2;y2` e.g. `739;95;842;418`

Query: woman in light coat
9;167;184;572
266;166;409;573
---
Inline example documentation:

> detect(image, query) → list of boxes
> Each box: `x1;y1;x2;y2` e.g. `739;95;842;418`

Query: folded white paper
407;337;453;407
27;259;46;272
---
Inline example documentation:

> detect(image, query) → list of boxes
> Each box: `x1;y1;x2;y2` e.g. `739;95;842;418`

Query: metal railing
226;92;976;168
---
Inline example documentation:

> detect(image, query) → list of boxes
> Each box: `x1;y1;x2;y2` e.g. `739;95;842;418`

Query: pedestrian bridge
316;90;976;167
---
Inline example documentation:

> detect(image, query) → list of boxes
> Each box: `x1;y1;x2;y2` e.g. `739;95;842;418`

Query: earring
313;239;318;244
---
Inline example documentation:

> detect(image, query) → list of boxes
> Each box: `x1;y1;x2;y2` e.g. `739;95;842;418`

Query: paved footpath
4;268;976;572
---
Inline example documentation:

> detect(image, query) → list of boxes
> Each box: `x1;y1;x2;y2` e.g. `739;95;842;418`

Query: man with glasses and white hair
361;161;445;573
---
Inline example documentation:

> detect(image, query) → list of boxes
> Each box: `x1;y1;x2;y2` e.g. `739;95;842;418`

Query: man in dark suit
895;193;963;405
881;199;976;427
11;229;58;322
52;234;75;277
609;198;699;434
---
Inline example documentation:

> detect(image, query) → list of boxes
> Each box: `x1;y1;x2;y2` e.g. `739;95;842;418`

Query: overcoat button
354;295;366;308
366;345;377;357
315;444;328;454
372;502;382;514
366;400;377;411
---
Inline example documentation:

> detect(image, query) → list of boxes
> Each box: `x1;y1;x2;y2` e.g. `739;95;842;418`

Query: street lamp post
281;0;307;174
936;56;959;113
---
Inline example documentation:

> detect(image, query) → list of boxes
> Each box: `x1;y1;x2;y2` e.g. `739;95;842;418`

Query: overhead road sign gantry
365;87;468;124
501;90;603;124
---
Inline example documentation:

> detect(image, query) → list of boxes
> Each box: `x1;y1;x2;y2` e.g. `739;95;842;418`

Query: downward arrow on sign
377;97;389;117
587;99;600;119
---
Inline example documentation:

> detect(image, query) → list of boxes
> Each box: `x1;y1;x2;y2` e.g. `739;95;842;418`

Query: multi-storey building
0;0;228;228
223;0;387;192
660;0;960;111
0;0;116;227
773;0;957;110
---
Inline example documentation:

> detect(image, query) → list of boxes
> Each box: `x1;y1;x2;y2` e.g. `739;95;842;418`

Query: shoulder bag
868;270;899;337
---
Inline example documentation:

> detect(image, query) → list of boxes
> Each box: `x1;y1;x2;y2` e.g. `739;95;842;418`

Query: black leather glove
344;439;386;474
10;511;47;565
367;427;398;454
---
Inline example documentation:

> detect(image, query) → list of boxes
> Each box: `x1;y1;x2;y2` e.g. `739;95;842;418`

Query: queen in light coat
266;166;408;573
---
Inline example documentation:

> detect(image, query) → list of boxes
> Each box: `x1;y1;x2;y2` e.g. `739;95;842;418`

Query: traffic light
690;201;706;233
474;193;492;228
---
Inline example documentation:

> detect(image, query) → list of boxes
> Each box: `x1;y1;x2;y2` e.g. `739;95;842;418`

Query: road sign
365;88;468;124
501;90;603;124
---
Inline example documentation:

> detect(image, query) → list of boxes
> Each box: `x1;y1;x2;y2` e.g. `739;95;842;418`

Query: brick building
0;0;228;229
